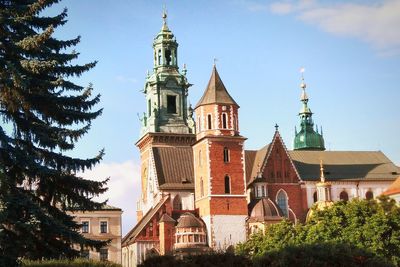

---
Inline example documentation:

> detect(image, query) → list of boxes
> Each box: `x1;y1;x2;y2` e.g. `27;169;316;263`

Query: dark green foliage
138;253;251;267
0;0;108;265
22;258;121;267
236;197;400;266
253;243;394;267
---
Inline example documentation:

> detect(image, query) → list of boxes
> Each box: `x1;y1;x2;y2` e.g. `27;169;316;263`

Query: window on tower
148;99;151;116
158;49;162;65
167;95;177;114
207;114;212;129
165;49;172;65
223;147;229;163
222;113;227;129
224;175;231;194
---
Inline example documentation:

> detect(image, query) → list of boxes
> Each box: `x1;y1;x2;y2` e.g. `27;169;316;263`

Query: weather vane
162;5;167;24
300;67;305;80
213;58;218;66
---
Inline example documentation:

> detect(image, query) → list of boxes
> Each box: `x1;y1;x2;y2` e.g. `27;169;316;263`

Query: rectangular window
148;99;151;116
224;176;231;194
222;113;227;129
207;114;212;129
99;248;108;261
167;95;177;114
100;221;108;233
82;221;89;233
223;147;229;163
261;186;266;197
257;186;262;198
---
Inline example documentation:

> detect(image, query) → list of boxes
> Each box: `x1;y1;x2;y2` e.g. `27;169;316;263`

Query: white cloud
270;2;294;14
254;0;400;56
80;160;141;235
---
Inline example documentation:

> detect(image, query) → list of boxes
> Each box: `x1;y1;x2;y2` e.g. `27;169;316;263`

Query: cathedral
121;13;399;267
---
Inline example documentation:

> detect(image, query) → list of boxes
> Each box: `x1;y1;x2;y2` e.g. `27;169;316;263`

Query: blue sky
45;0;400;234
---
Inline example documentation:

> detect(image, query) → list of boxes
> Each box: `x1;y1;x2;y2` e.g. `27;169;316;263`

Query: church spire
293;68;325;151
139;11;194;136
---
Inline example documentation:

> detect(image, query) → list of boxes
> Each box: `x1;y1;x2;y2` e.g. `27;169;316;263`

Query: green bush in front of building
21;258;121;267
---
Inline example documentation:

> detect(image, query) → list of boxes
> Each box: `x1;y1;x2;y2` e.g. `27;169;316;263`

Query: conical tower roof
195;66;238;108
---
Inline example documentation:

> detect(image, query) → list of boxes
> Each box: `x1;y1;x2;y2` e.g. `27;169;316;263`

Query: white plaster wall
305;181;393;208
212;215;247;249
122;243;138;267
169;191;195;210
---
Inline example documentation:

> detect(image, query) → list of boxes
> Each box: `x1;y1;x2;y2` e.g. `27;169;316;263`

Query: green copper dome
293;78;325;151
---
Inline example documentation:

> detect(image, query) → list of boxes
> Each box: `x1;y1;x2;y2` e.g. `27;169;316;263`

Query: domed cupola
293;69;325;151
153;10;179;71
249;198;283;221
174;212;208;252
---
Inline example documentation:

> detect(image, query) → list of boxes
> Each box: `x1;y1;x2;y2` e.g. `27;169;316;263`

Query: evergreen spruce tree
0;0;108;265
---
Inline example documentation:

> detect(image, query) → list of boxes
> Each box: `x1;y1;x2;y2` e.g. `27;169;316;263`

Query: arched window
224;175;231;194
366;191;374;200
339;191;349;201
207;114;212;129
313;191;318;203
223;147;229;163
222;113;227;129
200;177;204;197
277;190;288;217
173;194;182;210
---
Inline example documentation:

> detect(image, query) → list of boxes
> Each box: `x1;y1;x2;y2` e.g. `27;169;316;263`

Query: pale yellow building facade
69;206;122;264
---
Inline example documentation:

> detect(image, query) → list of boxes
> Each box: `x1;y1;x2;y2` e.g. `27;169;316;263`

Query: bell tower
135;11;196;219
139;10;195;136
193;65;247;249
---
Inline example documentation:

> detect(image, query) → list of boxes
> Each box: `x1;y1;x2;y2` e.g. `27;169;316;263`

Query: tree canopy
236;196;400;266
0;0;108;265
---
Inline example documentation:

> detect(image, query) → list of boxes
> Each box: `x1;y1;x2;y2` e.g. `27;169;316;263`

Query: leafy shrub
253;243;394;267
138;252;251;267
22;258;121;267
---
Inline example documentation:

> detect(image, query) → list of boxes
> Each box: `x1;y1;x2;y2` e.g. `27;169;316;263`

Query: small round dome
250;198;283;219
176;212;203;228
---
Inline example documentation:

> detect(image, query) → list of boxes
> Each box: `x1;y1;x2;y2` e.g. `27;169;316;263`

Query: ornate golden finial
320;159;325;183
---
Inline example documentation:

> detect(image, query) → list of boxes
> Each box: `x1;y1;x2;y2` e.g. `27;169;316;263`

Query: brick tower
193;65;247;249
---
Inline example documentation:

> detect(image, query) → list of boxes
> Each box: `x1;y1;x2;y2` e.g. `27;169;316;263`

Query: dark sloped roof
195;66;238;108
289;151;400;181
159;213;176;223
153;146;194;190
176;212;203;228
245;144;271;185
245;150;257;183
122;196;169;246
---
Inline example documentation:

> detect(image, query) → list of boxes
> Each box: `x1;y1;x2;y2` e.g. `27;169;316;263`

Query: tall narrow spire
293;68;325;151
